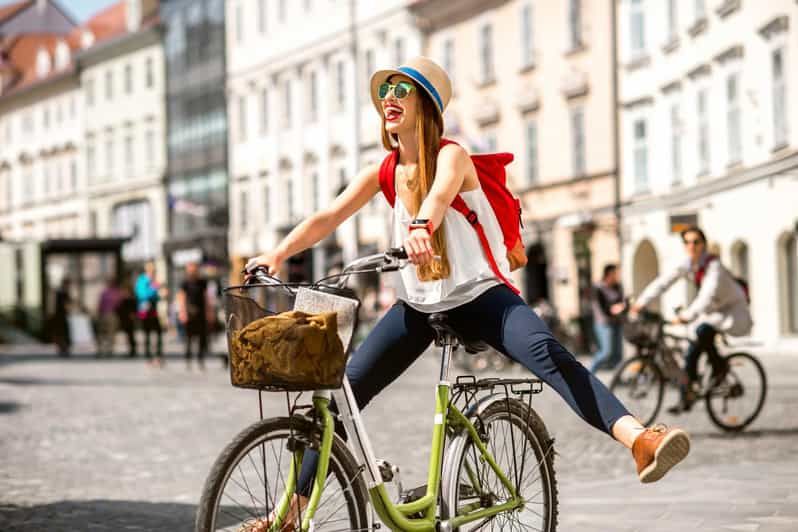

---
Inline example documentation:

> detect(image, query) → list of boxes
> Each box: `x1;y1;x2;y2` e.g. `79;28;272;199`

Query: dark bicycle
609;311;767;432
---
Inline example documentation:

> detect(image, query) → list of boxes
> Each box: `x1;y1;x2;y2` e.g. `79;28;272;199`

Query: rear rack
451;375;543;414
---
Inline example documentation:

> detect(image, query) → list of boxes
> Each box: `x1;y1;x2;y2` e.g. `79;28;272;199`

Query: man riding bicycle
631;226;752;413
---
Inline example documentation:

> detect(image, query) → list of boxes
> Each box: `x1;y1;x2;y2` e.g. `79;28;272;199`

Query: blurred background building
0;0;796;349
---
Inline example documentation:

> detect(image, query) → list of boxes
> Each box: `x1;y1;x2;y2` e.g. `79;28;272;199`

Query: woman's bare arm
414;144;472;229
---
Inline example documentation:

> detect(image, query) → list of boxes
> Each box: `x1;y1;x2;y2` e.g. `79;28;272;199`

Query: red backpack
378;138;527;294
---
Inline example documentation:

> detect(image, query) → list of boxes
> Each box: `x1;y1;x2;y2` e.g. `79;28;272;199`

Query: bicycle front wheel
441;399;558;531
609;355;664;426
705;352;767;432
195;416;369;532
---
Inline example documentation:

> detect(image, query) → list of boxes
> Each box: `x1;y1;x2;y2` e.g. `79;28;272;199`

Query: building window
335;60;346;110
263;181;271;224
69;95;76;117
105;138;114;179
304;0;312;11
260;88;269;132
238;94;247;141
124;134;134;173
278;0;286;22
525;119;538;184
772;48;788;148
284;80;292;126
311;172;320;211
520;3;534;68
124;63;133;94
783;234;798;333
55;102;62;124
70;159;77;191
86;78;94;105
240;189;248;230
145;57;154;88
87;144;96;182
670;103;682;184
394;37;405;66
694;0;706;21
633;118;648;191
442;38;455;81
570;106;585;177
726;73;742;164
629;0;645;56
479;24;495;84
667;0;678;40
568;0;582;50
42;106;50;128
145;129;155;166
235;2;244;44
258;0;267;34
364;49;375;100
105;69;113;100
697;87;710;175
286;177;294;220
308;70;318;123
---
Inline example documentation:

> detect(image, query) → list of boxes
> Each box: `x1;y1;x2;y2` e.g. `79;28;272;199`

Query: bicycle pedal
401;484;427;504
376;459;397;482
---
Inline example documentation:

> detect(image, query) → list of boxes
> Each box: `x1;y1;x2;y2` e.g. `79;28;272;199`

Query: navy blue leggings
296;285;630;493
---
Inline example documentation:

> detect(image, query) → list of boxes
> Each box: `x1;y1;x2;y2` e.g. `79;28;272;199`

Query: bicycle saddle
427;313;488;354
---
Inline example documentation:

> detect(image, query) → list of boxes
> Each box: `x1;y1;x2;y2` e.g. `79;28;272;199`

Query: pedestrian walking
177;262;212;369
52;277;72;357
116;279;138;357
135;261;164;366
95;277;122;357
590;264;626;373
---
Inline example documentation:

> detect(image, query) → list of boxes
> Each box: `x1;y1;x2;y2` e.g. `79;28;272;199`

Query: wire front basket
224;283;360;391
623;311;663;349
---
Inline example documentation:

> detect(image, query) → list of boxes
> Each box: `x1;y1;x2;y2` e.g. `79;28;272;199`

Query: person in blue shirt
135;261;163;366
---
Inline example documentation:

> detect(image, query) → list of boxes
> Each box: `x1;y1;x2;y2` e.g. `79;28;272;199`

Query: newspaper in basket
226;285;359;391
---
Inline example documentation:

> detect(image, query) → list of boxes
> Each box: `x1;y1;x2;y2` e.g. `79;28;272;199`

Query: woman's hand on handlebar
404;228;435;266
245;250;286;280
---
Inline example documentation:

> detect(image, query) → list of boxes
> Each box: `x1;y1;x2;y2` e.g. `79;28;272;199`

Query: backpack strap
378;150;399;207
695;254;718;288
450;195;520;295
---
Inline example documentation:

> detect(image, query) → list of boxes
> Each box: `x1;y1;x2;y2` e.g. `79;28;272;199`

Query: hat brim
369;68;444;122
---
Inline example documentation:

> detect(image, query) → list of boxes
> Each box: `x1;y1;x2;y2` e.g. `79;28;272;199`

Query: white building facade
225;0;422;282
617;0;798;346
78;8;167;272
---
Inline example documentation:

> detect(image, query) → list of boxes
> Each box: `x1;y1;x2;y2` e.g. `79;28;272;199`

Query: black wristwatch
409;218;433;235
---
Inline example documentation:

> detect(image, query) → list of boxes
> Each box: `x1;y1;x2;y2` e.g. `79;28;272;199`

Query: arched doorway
778;232;798;334
524;242;549;303
730;240;749;280
632;239;660;308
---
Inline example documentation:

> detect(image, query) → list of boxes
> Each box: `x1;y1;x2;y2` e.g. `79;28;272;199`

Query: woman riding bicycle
246;57;690;528
630;226;753;413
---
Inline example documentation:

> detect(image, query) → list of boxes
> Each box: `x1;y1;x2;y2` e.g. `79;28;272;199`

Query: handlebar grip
386;247;408;260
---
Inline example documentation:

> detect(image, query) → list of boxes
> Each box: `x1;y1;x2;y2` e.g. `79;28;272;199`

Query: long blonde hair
380;83;450;281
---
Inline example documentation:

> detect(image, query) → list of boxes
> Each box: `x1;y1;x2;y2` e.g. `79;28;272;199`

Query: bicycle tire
705;352;767;432
440;399;558;531
195;416;370;532
609;355;664;426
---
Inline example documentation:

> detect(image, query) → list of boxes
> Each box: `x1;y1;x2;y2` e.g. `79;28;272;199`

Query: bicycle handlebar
242;247;410;287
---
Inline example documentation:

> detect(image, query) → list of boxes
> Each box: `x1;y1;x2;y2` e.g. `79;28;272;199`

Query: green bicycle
196;248;558;531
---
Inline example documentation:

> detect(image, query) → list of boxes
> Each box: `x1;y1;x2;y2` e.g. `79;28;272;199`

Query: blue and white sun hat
369;56;452;121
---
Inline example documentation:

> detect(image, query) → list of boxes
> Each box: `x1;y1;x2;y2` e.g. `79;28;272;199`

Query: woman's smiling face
382;74;419;136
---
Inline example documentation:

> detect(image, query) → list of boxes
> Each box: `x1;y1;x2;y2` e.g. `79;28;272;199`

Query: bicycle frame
272;341;524;532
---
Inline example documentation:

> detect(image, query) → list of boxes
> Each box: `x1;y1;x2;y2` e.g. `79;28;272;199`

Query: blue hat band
397;66;443;113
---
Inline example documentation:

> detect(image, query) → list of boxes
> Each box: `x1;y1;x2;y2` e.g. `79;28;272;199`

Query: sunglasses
378;81;415;100
683;239;704;246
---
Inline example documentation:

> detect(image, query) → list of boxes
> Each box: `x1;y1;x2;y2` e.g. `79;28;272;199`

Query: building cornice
759;15;789;40
75;23;162;68
713;44;744;64
409;0;509;33
621;150;798;216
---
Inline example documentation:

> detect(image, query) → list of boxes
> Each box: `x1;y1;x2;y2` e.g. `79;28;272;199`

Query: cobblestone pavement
1;344;797;531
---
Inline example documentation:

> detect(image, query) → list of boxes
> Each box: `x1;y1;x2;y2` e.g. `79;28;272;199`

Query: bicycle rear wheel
195;416;369;531
609;355;664;426
441;399;558;531
705;352;767;432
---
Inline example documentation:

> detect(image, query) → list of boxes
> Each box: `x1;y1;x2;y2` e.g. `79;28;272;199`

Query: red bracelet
408;220;434;235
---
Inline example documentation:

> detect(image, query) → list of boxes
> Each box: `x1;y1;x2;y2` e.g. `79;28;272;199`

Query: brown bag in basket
230;310;346;390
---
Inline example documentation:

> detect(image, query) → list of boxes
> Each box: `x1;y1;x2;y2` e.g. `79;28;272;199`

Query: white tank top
392;187;510;312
